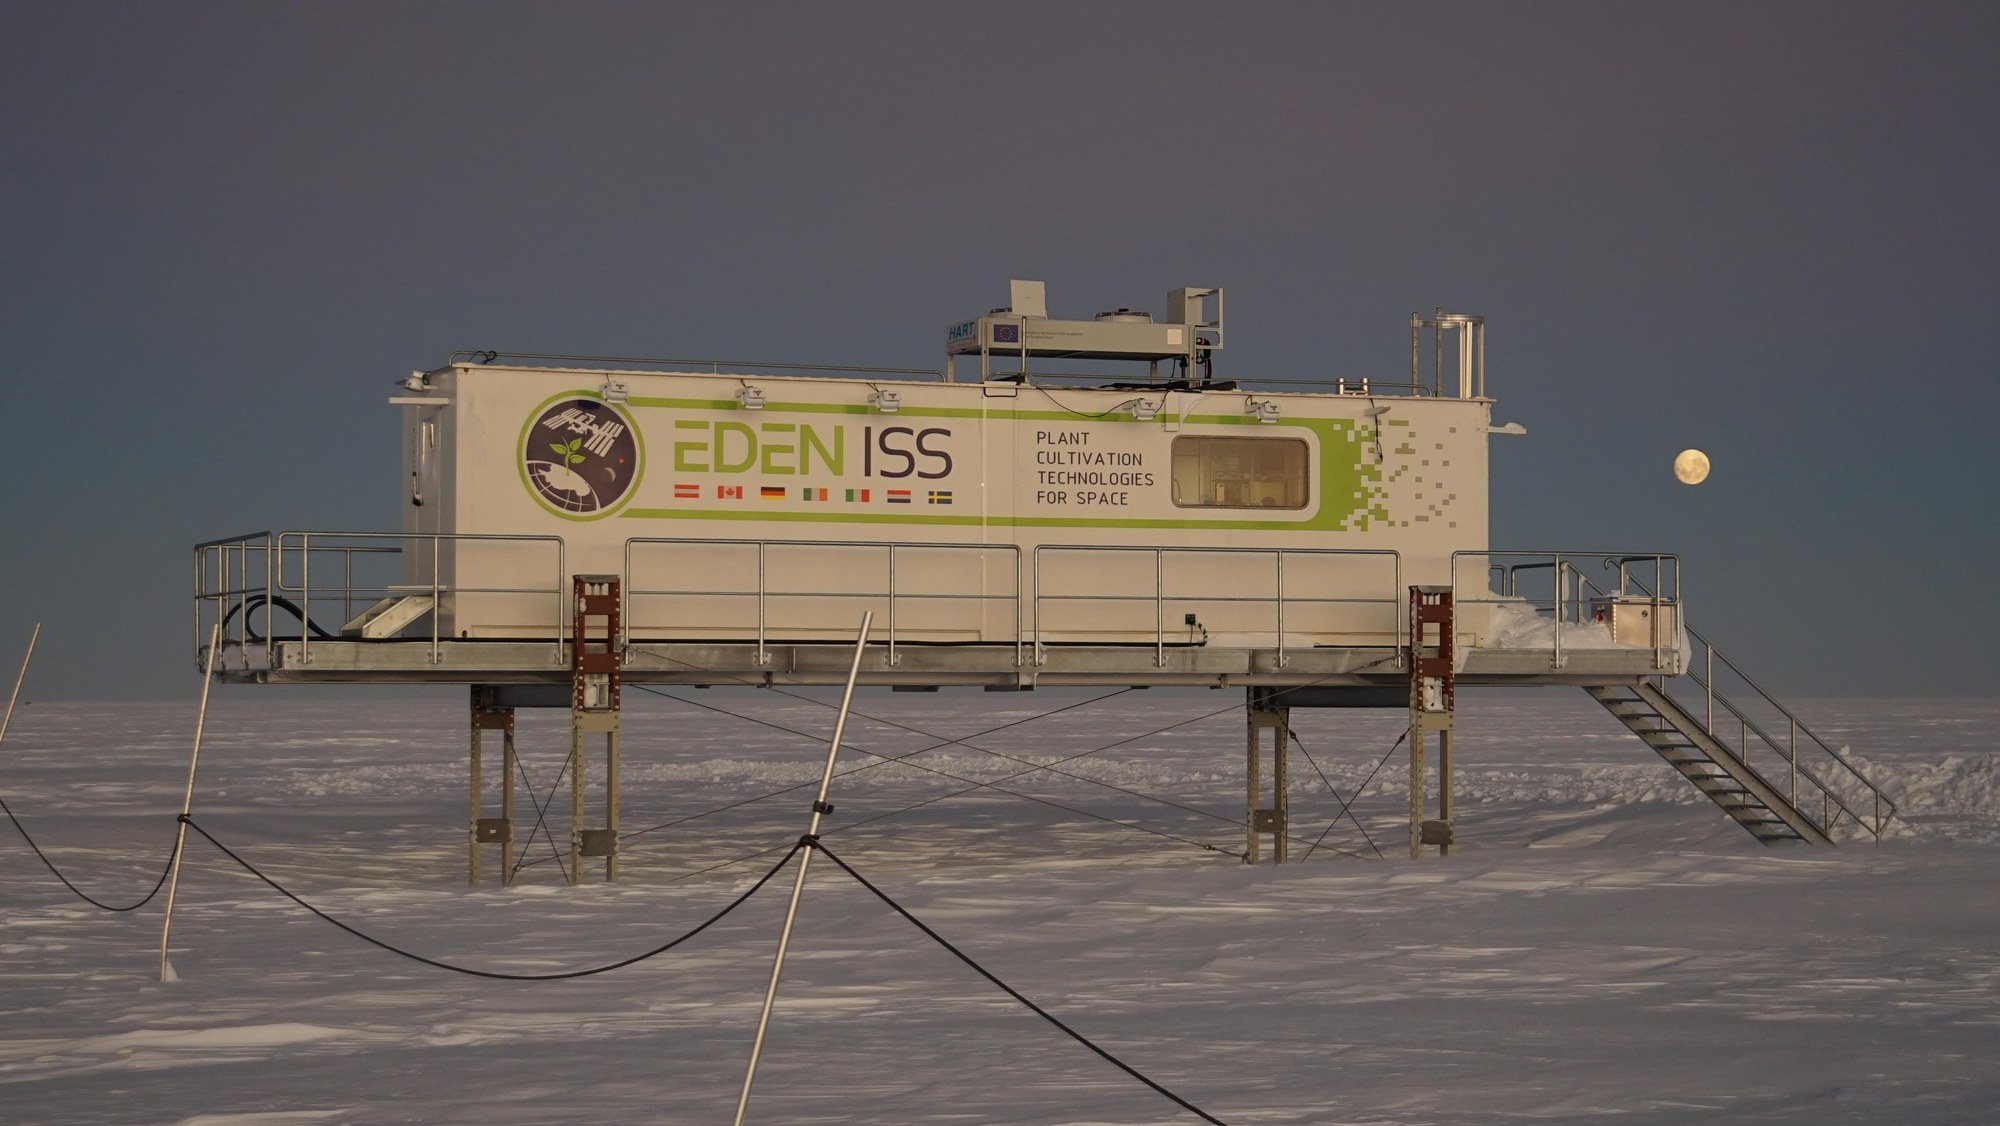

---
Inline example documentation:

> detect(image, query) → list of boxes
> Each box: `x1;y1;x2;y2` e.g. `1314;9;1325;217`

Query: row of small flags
670;484;953;505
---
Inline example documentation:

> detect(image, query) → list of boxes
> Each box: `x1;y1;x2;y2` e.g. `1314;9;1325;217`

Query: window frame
1168;435;1312;511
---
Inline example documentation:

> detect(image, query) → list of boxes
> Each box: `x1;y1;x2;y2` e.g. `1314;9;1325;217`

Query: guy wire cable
508;751;574;883
655;681;1365;859
609;645;1400;871
511;686;1239;875
610;657;1139;840
641;686;1255;854
634;684;1383;882
507;680;1138;870
703;679;1277;840
1288;728;1385;860
1301;725;1411;863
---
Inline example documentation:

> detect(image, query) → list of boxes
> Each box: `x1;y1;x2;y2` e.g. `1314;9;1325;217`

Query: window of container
1169;436;1309;509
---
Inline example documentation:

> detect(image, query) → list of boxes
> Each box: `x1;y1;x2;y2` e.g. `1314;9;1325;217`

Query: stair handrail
1611;564;1895;839
1680;642;1894;838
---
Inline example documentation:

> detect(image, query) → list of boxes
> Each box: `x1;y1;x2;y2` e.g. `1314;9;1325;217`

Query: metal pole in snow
733;611;872;1126
159;624;221;983
0;624;39;749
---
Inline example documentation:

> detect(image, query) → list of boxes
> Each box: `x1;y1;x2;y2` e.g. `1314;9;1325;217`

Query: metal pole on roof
733;611;873;1126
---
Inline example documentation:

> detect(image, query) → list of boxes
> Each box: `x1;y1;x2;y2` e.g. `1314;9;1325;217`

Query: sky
3;1;1996;698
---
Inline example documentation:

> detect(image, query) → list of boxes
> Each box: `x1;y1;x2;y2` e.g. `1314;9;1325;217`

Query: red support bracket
571;574;622;713
1409;585;1455;713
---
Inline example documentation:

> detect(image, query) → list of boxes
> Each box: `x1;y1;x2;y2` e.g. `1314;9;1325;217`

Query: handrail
440;350;943;380
1613;568;1894;840
1014;370;1438;395
1685;664;1889;838
623;537;1023;668
433;351;1451;398
276;531;567;667
1451;551;1680;672
195;532;568;670
194;529;275;551
1030;545;1402;668
193;532;276;670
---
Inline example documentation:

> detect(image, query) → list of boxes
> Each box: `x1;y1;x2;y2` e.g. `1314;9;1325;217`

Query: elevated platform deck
214;638;1678;691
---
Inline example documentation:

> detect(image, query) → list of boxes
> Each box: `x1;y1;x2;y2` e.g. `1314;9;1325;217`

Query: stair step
1589;683;1856;849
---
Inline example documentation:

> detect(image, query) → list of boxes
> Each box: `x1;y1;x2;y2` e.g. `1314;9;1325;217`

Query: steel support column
469;688;517;886
569;574;622;882
1245;686;1291;863
1409;586;1456;858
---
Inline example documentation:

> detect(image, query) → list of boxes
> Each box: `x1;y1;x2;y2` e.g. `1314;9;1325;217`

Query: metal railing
440;350;943;381
623;538;1023;667
1456;551;1682;671
194;531;568;668
435;349;1449;399
1605;570;1895;841
1030;545;1403;668
193;531;277;672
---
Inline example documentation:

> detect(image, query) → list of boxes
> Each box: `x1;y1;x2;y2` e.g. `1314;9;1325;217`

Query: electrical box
1591;595;1677;648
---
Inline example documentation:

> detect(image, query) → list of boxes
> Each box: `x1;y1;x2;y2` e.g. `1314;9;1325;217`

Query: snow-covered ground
2;688;1997;1124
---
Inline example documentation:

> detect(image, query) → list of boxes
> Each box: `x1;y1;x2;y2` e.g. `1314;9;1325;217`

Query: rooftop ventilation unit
945;279;1223;382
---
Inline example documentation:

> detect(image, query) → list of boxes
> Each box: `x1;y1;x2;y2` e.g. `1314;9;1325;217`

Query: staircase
1589;683;1822;844
1585;635;1896;846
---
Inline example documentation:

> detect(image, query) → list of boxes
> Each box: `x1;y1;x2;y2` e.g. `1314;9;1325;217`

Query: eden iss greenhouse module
193;280;1892;880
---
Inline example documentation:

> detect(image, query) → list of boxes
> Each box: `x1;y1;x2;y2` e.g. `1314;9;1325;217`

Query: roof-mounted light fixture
872;388;901;413
600;378;629;404
1246;398;1281;424
738;385;766;410
1131;397;1161;421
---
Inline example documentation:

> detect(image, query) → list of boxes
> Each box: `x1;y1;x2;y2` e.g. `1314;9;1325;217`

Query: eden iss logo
521;395;642;517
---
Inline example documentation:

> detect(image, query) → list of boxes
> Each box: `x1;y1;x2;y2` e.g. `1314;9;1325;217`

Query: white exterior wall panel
408;365;1493;647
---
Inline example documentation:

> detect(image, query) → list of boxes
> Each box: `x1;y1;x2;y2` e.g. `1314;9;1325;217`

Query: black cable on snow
0;791;180;911
811;840;1230;1126
179;817;798;980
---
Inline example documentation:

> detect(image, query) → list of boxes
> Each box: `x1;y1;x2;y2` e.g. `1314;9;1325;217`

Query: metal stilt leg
1409;586;1457;858
471;688;517;886
1245;687;1290;863
570;574;622;882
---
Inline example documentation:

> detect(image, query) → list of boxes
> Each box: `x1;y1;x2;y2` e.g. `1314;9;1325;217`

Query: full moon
1673;448;1710;485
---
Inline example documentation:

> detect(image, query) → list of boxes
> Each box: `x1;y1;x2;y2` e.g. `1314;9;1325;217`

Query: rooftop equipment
945;279;1222;383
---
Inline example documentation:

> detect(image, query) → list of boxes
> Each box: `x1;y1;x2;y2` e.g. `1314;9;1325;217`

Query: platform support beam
468;688;517;886
569;574;622;883
1409;585;1456;858
1245;687;1291;863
